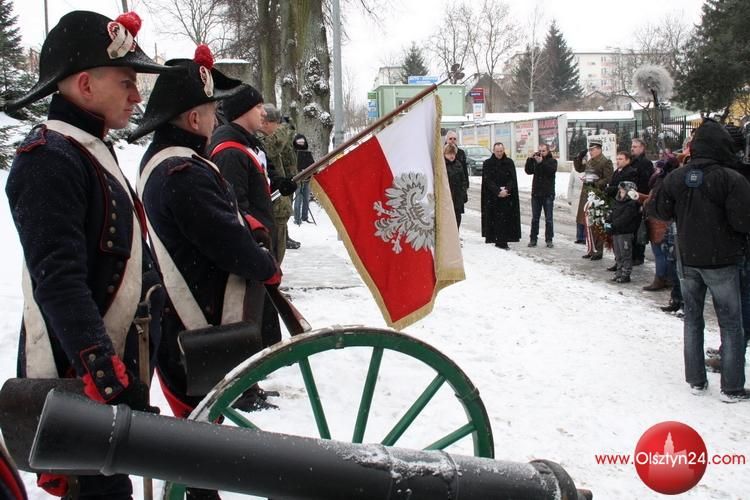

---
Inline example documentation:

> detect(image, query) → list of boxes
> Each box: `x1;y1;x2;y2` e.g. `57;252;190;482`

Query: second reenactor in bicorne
129;46;278;425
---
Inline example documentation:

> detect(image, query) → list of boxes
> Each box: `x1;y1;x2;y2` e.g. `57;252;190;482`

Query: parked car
460;144;492;175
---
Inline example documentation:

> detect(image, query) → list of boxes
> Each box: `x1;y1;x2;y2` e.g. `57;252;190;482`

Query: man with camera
524;143;558;248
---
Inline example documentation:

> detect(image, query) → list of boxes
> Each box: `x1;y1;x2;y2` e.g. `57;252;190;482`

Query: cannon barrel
31;391;592;500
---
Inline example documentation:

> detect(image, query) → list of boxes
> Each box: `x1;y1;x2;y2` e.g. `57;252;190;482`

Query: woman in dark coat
481;142;521;249
444;143;469;228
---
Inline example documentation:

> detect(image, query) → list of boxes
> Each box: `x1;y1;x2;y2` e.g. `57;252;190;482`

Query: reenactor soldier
4;10;173;498
129;45;278;423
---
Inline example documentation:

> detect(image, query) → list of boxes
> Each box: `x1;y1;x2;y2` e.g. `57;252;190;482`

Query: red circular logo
634;421;707;495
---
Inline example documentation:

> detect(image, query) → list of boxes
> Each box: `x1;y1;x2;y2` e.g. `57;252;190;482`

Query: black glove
277;177;298;196
577;149;588;160
111;379;160;413
252;228;272;249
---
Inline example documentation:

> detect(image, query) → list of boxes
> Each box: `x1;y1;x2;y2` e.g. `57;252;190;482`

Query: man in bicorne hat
4;10;174;498
129;46;278;424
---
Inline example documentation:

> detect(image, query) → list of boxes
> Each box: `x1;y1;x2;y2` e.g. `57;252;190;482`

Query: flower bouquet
583;187;612;247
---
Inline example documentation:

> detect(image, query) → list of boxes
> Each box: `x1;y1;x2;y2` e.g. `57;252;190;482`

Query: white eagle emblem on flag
373;172;435;253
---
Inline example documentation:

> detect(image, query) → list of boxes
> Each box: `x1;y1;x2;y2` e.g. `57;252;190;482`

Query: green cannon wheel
164;326;494;499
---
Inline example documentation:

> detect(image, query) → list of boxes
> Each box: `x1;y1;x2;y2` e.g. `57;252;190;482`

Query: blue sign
407;75;439;85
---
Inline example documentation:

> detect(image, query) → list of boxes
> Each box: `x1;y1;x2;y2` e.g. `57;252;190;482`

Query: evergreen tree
676;0;750;118
539;22;582;109
0;0;23;100
400;42;429;83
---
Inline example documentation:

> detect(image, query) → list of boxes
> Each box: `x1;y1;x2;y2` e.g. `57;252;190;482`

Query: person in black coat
481;142;521;249
130;47;278;425
630;139;654;265
444;144;469;228
208;85;297;351
524;143;557;247
293;133;315;224
446;130;469;183
605;151;639;197
654;118;750;402
605;181;641;283
4;10;171;498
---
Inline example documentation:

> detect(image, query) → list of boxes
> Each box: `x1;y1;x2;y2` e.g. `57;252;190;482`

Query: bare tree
280;0;332;159
468;0;520;110
610;13;693;98
257;0;280;104
147;0;227;48
632;14;693;78
506;2;546;111
427;1;477;83
342;67;368;135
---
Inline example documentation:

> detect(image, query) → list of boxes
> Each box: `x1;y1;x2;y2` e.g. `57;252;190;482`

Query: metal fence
566;115;698;160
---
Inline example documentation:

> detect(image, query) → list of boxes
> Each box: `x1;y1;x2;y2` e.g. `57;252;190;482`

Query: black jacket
524;153;557;196
654;120;750;267
631;153;654;194
609;196;641;235
605;165;638;198
139;124;277;399
5;94;163;399
208;123;282;232
446;156;468;215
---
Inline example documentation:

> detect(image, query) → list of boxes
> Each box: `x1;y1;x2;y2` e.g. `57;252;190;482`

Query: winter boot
642;276;668;291
286;237;301;250
606;264;618;271
660;300;682;313
527;239;537;247
616;275;631;283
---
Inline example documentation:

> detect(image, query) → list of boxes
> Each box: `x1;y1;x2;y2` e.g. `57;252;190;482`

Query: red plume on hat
194;44;214;69
115;12;142;37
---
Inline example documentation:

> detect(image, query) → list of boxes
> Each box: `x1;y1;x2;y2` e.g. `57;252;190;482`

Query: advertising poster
475;125;490;148
538;118;559;157
513;121;534;161
494;123;512;150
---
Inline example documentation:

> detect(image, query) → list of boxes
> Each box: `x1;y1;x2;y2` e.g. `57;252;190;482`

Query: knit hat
128;45;241;142
5;10;176;113
221;84;264;122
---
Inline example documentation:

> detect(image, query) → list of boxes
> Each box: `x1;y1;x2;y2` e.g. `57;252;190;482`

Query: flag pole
272;73;458;200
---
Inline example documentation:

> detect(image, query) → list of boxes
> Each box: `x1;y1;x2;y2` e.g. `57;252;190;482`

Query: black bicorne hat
128;45;242;142
4;10;176;113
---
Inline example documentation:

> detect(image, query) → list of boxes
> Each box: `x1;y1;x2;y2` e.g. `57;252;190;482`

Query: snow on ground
1;142;748;499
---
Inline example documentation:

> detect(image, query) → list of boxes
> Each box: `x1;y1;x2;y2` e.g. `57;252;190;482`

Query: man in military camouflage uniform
260;104;300;263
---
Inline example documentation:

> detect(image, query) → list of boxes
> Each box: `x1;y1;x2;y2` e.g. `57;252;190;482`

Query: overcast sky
13;0;706;100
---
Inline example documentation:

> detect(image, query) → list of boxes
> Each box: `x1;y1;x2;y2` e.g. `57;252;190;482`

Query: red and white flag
312;93;465;329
